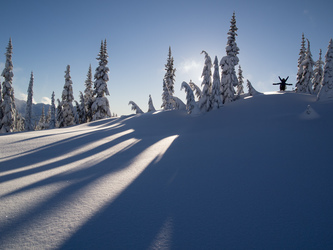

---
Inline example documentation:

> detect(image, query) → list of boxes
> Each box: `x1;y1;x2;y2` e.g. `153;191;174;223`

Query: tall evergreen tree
148;95;156;112
211;56;223;109
161;46;176;110
1;38;16;133
199;51;213;111
236;65;245;96
92;40;111;120
220;12;239;104
49;91;56;129
296;33;306;90
84;64;94;122
313;49;324;94
25;71;34;131
317;39;333;101
297;39;315;93
60;65;75;127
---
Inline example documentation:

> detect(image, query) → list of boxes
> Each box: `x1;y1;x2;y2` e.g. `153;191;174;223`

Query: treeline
0;39;113;133
1;13;333;133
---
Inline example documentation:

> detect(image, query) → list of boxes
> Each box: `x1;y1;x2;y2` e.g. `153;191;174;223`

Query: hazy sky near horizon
1;0;332;115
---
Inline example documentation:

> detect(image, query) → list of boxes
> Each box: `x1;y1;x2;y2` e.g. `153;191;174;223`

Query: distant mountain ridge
15;98;51;124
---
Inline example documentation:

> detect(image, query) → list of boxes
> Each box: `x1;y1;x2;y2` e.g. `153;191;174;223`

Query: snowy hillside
1;92;333;249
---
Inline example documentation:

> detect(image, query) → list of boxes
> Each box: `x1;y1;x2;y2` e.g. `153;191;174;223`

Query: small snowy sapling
129;101;143;114
181;81;200;115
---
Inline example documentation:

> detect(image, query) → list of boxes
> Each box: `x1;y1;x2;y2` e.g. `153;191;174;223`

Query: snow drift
1;92;333;249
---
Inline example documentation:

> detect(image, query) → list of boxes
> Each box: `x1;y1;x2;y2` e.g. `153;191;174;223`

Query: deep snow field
1;91;333;249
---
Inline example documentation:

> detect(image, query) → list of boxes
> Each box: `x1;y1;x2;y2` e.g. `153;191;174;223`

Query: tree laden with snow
1;38;17;133
189;80;201;101
56;98;62;128
161;47;176;110
0;82;3;126
59;65;75;127
49;91;56;129
36;105;46;130
220;12;239;104
236;65;245;96
148;95;156;112
313;49;324;94
317;38;333;101
128;101;143;114
92;40;111;120
199;51;213;111
247;80;260;96
25;71;34;131
296;39;315;94
181;81;200;115
210;56;223;109
84;64;94;122
75;91;86;124
296;33;306;90
45;106;51;129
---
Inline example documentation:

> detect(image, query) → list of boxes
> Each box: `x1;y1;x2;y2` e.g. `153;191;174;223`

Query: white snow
1;92;333;249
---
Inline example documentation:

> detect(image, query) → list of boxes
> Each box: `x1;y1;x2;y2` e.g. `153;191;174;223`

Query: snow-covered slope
1;92;333;249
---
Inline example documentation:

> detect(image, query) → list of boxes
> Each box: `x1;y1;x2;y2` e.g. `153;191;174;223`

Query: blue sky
1;0;332;115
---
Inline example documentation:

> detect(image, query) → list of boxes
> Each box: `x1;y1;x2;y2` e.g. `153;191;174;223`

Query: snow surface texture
1;92;333;249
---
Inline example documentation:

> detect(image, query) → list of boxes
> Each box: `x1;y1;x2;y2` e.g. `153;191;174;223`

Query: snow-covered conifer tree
296;33;306;91
161;47;176;110
25;71;34;131
189;80;201;100
60;65;75;127
313;49;324;94
148;95;156;112
92;40;111;120
15;113;25;132
1;38;17;133
199;51;213;111
181;81;200;115
211;56;223;109
236;65;245;96
36;105;46;130
84;64;94;122
56;99;62;128
75;91;86;124
220;12;239;104
128;101;143;114
0;82;3;127
49;92;56;129
247;80;260;96
317;39;333;101
297;39;315;93
45;106;51;129
74;101;80;125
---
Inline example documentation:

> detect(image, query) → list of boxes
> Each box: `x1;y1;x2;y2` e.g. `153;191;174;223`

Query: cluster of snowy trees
130;13;264;115
0;39;114;133
2;14;333;132
295;34;333;101
130;12;258;115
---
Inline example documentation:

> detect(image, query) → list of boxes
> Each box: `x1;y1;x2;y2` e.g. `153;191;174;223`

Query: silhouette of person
273;76;292;91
